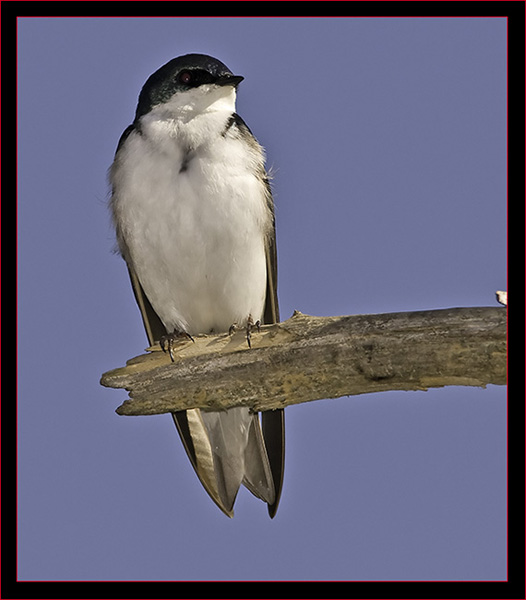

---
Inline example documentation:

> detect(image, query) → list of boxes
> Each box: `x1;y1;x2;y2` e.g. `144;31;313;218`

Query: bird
109;53;285;517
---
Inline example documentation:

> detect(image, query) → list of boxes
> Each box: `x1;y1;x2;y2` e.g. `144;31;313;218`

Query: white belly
112;128;270;335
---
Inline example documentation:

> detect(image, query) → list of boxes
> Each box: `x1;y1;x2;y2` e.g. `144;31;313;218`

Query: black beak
216;74;244;87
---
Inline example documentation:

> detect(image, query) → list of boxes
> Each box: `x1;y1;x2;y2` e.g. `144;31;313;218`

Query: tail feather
177;407;275;516
242;415;275;504
184;409;235;516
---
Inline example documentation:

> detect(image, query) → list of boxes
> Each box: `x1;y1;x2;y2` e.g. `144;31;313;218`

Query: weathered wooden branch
100;307;506;416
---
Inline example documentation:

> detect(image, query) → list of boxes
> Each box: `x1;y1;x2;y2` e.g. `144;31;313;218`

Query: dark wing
261;178;285;519
127;267;167;346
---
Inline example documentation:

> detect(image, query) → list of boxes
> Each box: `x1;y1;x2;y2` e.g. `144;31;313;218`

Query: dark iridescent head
135;54;244;120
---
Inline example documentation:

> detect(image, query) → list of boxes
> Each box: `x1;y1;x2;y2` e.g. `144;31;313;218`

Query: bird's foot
246;314;261;348
160;329;195;362
228;316;260;347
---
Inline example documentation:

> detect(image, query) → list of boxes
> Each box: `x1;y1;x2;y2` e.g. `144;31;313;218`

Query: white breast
110;95;271;335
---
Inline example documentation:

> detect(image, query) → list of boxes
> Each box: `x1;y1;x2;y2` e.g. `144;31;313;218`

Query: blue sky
17;16;506;581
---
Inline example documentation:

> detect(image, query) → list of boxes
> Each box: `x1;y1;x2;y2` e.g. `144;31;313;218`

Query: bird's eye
179;71;193;85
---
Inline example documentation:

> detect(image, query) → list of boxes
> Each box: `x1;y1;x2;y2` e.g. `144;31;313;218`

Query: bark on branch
100;307;506;416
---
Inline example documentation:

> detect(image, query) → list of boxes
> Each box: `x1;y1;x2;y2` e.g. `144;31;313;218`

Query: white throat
147;84;237;121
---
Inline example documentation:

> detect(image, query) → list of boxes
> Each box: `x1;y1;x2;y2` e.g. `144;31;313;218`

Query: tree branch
100;307;506;416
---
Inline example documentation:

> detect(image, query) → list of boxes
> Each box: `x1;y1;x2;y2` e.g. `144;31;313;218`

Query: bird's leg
246;314;261;348
160;329;194;362
228;316;260;347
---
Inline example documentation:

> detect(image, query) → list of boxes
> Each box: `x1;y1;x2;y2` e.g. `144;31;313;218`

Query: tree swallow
109;54;285;517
